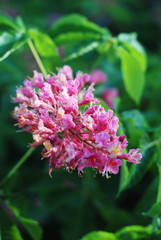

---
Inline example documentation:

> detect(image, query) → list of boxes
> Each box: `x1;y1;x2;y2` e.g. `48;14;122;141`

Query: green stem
91;54;104;72
17;17;47;76
27;39;47;76
143;138;161;153
0;147;35;188
0;19;48;189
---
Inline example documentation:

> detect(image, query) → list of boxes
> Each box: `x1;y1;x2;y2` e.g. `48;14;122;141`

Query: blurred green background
0;0;161;239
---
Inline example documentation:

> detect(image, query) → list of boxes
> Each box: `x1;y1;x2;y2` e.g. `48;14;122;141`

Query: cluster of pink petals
89;70;118;109
89;69;107;84
102;88;119;109
13;65;142;178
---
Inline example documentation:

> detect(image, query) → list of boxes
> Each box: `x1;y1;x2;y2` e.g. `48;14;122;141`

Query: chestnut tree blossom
13;66;142;178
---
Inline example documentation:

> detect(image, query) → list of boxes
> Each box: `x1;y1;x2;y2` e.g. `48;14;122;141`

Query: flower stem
17;17;47;76
27;39;47;76
142;138;161;153
0;147;35;188
0;19;48;188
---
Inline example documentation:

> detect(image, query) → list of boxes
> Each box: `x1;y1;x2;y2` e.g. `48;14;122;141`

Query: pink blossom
31;70;44;88
81;114;94;131
102;158;122;178
39;82;56;106
95;132;110;148
13;65;142;178
75;72;90;90
79;92;99;106
61;65;73;80
127;148;142;164
14;88;29;103
62;114;76;130
89;69;107;84
119;148;142;164
22;79;35;97
106;140;123;158
67;79;79;95
65;143;77;162
102;88;119;109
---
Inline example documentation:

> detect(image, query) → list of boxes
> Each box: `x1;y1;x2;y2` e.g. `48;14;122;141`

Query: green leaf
144;164;161;218
119;145;158;194
144;201;161;218
29;29;59;58
0;205;23;240
117;46;145;105
117;161;129;196
0;14;18;30
116;225;151;240
117;33;147;71
54;31;102;46
50;14;109;37
117;120;129;196
117;33;144;53
64;41;99;61
135;177;158;213
117;111;153;195
121;109;149;149
121;109;149;129
0;35;27;62
0;31;27;62
81;231;116;240
18;217;42;240
122;42;146;72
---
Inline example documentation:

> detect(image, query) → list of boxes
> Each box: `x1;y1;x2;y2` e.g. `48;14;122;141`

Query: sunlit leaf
0;14;18;30
116;225;151;240
29;29;59;58
54;31;102;46
50;14;109;36
122;42;147;72
117;46;145;104
81;231;116;240
117;32;147;71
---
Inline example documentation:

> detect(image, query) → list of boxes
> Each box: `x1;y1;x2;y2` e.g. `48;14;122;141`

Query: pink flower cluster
89;69;118;109
13;65;142;178
102;88;119;109
89;69;107;84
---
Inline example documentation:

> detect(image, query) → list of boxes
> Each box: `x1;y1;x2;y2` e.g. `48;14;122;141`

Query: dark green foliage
0;1;161;239
0;205;23;240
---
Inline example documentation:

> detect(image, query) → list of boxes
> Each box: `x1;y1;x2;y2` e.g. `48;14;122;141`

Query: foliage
0;1;161;239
